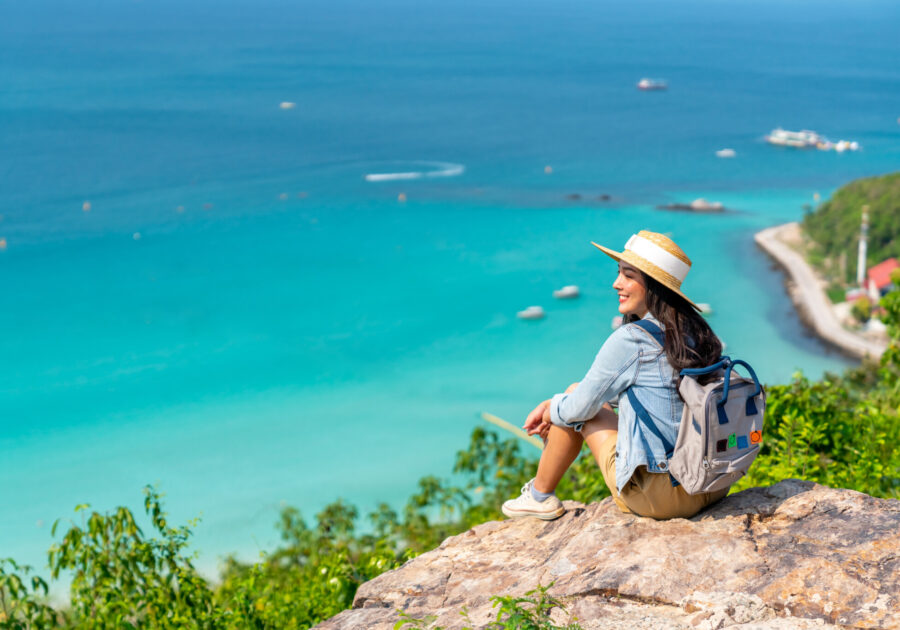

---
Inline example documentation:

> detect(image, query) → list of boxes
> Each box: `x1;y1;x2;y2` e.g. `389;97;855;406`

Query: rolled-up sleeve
549;327;641;431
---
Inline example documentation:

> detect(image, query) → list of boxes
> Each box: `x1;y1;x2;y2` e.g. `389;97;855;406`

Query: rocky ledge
316;480;899;630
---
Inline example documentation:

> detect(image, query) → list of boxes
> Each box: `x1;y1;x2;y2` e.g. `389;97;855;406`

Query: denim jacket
549;314;682;492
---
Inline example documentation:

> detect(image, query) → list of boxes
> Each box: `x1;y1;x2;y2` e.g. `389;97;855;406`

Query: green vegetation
803;172;900;284
3;290;900;629
851;295;872;322
395;584;582;629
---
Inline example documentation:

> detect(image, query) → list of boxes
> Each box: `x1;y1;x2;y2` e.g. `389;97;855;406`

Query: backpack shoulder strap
624;318;677;485
629;318;664;348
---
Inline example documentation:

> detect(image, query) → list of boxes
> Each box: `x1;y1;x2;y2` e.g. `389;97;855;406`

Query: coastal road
755;222;887;360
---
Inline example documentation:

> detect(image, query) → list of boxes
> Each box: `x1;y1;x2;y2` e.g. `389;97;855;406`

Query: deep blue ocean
3;0;900;575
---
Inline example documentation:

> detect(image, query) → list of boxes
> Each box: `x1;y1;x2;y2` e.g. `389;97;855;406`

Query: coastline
754;222;887;361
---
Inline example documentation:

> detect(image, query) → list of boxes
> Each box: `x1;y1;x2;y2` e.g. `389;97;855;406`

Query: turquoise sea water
3;0;900;574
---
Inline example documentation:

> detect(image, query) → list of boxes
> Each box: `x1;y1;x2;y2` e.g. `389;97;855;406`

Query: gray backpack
629;320;766;495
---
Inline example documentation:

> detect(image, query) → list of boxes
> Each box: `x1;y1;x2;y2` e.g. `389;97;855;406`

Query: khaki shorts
596;435;728;520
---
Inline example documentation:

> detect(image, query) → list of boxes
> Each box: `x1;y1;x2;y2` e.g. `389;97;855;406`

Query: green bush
851;296;872;322
395;583;582;630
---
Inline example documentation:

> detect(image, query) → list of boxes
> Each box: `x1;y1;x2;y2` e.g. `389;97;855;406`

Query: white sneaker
501;479;565;520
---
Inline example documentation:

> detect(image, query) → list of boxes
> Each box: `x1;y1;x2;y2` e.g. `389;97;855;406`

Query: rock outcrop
316;480;900;629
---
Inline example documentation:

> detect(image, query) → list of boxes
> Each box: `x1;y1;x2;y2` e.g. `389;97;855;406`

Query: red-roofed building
867;257;899;300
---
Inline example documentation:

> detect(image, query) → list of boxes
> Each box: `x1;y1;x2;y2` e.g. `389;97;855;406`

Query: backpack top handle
681;357;763;420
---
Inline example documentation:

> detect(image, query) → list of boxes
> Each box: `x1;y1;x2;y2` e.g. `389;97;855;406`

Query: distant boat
766;128;860;152
637;78;667;91
658;198;725;213
689;198;723;212
517;306;546;320
697;303;713;315
553;285;580;299
279;102;296;110
833;140;860;153
715;148;736;158
765;128;822;148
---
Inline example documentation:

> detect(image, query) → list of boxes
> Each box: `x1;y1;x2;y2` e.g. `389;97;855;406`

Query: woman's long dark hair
623;272;722;379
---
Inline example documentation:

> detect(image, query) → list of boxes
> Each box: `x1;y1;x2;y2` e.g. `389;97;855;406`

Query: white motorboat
553;285;580;299
715;148;736;158
517;306;546;320
637;78;667;91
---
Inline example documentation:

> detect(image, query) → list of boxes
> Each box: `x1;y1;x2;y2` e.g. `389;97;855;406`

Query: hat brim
591;241;701;311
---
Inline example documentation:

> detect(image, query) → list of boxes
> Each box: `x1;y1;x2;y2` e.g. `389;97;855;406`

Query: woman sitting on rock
502;231;727;520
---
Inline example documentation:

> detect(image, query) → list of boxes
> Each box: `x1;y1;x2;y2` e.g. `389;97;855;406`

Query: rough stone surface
315;481;900;629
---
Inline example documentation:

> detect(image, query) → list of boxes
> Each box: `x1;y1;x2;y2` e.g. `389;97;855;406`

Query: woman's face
613;262;649;317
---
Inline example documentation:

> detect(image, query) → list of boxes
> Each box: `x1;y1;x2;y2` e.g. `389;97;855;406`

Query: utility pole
857;204;869;288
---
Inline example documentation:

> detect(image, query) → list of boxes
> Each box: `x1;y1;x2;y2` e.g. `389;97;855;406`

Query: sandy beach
754;222;887;360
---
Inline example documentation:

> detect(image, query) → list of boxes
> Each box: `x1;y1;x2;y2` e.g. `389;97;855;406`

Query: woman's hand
537;417;552;442
523;399;551;436
524;386;578;440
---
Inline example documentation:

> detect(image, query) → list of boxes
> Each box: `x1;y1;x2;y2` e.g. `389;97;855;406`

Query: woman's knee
589;403;618;429
545;423;584;446
581;409;617;446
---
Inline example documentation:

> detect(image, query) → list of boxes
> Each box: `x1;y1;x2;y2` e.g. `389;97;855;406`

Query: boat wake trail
364;162;465;182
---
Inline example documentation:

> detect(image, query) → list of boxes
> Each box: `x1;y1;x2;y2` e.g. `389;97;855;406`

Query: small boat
279;102;296;110
697;303;713;315
715;148;736;158
553;285;580;299
658;198;725;213
818;138;860;152
517;306;546;320
637;78;667;91
689;198;723;212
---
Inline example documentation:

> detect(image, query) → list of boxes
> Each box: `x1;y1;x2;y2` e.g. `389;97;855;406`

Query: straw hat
592;231;699;310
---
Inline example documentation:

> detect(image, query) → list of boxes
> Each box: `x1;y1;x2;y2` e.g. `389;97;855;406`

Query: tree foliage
803;172;900;282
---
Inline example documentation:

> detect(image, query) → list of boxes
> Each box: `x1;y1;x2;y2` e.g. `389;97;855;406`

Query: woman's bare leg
533;403;619;494
533;424;584;494
582;403;619;466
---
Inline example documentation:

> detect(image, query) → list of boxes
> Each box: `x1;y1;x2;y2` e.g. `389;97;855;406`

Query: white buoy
517;306;546;320
553;285;580;299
